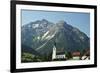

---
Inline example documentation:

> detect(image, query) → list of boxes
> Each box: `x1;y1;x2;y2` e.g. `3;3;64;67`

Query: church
52;44;66;60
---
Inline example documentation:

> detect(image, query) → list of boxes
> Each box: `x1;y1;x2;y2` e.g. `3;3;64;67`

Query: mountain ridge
21;19;90;56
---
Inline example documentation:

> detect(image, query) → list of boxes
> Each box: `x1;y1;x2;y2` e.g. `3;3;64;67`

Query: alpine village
21;19;90;62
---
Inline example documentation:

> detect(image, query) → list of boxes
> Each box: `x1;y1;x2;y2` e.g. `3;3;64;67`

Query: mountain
21;19;90;56
21;44;40;56
21;19;54;49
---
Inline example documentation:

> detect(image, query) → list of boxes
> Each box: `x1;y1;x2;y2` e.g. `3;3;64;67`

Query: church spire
52;42;57;60
54;41;56;47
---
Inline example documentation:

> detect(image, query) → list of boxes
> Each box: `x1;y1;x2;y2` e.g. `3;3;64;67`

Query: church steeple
54;41;56;47
52;41;66;60
52;42;57;60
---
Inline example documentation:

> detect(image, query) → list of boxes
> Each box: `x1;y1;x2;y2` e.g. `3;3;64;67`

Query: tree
65;51;72;59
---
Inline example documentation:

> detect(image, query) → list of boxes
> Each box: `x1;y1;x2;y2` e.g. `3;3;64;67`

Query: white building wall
52;46;56;60
73;56;80;60
56;54;66;59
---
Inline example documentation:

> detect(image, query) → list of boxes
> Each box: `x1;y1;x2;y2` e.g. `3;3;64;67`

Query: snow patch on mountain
42;31;49;39
32;24;39;28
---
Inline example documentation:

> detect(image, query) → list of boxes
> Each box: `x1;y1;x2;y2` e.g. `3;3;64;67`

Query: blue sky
21;10;90;37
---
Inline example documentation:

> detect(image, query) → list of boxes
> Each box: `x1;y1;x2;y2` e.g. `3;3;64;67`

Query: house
56;51;66;59
81;56;90;60
52;45;66;60
81;49;90;60
72;51;80;60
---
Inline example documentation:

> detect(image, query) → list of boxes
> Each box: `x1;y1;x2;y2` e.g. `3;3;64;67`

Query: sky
21;10;90;37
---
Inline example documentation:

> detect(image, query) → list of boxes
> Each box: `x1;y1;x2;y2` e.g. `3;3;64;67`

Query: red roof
72;52;80;56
